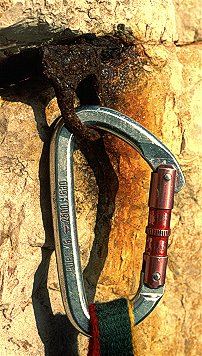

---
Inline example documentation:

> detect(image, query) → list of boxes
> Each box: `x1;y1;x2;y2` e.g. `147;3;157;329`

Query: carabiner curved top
50;106;185;336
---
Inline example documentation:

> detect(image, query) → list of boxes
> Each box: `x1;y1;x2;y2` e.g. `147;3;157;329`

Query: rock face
0;0;201;59
0;0;178;54
0;1;201;356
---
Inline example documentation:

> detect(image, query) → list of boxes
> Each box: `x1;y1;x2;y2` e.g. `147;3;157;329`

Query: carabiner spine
50;119;90;336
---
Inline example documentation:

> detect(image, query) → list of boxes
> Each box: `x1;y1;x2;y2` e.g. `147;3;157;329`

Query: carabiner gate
50;106;185;336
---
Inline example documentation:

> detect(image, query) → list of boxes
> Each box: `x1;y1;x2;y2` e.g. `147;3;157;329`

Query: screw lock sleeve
143;165;176;288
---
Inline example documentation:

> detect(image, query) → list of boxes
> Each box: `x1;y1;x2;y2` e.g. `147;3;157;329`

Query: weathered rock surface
0;0;201;57
0;1;201;356
174;0;202;44
0;0;178;53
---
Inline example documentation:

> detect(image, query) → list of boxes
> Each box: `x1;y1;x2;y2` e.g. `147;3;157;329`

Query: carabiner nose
50;106;185;336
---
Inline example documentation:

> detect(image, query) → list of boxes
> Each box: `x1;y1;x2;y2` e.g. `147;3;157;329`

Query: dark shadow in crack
0;21;78;61
79;137;119;303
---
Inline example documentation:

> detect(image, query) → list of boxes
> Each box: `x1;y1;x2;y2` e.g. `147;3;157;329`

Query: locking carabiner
50;106;185;336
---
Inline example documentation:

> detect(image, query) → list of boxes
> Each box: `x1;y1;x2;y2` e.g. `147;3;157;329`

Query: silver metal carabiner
50;106;185;336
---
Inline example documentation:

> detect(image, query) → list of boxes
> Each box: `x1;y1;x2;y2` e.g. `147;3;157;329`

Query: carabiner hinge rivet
164;173;172;181
152;272;161;281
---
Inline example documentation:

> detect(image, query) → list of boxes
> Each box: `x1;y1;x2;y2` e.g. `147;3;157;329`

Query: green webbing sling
88;298;137;356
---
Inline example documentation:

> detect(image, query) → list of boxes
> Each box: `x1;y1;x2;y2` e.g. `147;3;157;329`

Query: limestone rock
0;1;201;356
174;0;202;44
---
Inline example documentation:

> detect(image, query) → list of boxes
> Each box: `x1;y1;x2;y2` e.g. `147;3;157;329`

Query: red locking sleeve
143;165;176;288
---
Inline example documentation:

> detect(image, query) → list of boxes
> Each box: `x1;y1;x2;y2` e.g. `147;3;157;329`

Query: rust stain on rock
42;39;167;299
99;64;167;297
